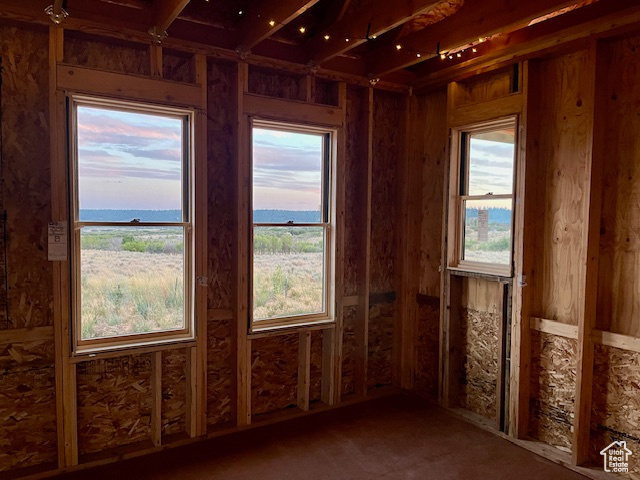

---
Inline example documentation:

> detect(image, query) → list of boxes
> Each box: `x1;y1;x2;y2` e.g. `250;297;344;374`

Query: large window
449;117;516;275
251;121;334;331
70;96;194;352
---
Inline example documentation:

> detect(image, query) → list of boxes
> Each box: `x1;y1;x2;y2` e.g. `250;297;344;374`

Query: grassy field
79;226;325;338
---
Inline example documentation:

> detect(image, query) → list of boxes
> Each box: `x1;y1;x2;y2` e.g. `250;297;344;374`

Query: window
70;96;194;352
251;121;334;331
449;117;516;275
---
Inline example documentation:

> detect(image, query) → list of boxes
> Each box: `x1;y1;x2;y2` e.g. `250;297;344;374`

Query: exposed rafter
306;0;441;65
153;0;191;35
235;0;321;53
365;0;581;78
411;0;640;92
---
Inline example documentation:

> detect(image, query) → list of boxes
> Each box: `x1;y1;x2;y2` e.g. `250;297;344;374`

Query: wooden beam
151;351;162;447
366;0;579;77
573;41;604;466
530;317;578;339
243;94;344;127
306;0;441;65
412;0;640;92
154;0;191;34
56;65;203;108
235;0;320;52
297;331;312;411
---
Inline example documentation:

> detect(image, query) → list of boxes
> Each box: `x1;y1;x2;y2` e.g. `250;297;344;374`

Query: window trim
448;116;518;277
249;118;336;333
69;95;197;354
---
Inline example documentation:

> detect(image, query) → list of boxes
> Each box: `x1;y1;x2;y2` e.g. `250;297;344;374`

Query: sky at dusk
77;106;183;211
252;128;323;212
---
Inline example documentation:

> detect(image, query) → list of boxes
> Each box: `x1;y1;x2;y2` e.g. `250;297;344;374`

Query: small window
70;96;194;352
251;121;334;331
449;117;516;275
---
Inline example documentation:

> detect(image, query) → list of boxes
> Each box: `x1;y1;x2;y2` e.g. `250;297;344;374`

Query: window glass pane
77;106;183;222
252;128;323;223
253;226;325;321
467;127;515;196
80;226;185;340
463;199;512;266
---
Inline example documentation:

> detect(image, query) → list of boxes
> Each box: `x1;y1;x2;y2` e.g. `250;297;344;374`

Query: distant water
81;209;322;223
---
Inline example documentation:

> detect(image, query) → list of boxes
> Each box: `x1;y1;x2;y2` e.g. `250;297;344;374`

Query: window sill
448;265;513;283
71;337;196;362
249;319;335;339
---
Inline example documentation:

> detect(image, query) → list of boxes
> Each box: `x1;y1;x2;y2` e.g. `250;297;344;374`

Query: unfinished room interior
1;0;640;478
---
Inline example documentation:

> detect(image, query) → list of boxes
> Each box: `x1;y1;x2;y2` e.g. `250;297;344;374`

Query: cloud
78;160;181;180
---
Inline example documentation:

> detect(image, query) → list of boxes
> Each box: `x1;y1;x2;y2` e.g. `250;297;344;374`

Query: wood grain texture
367;302;394;390
369;90;401;294
309;330;323;403
64;31;150;76
76;355;152;455
247;66;305;101
418;89;447;298
453;67;515;109
416;297;440;397
0;25;51;329
528;50;593;325
161;349;187;436
251;334;299;416
529;330;577;453
162;49;195;83
341;305;357;396
596;35;640;336
590;344;640;475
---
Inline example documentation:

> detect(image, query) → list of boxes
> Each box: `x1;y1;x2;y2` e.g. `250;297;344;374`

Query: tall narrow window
450;117;516;275
71;96;194;352
251;121;334;331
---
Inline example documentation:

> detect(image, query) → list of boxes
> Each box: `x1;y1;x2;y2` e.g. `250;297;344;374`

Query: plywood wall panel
0;26;51;329
207;59;236;311
251;334;298;416
370;91;401;294
416;298;439;397
309;330;323;403
207;316;233;426
528;50;593;325
417;90;447;298
247;66;304;101
161;349;186;436
162;49;195;83
341;305;357;396
64;32;150;76
453;67;514;108
596;36;640;336
367;302;394;390
343;86;367;297
590;344;640;475
77;355;152;455
0;339;56;471
529;331;576;452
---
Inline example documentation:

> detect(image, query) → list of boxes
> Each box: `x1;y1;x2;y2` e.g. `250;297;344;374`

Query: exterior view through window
458;118;516;273
251;122;332;329
72;97;193;351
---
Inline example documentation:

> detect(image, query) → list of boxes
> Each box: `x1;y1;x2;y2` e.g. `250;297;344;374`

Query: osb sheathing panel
161;349;186;436
77;355;152;455
528;50;592;326
416;299;439;397
207;59;235;310
367;302;394;390
162;50;195;83
459;308;499;420
64;32;150;76
344;85;367;296
529;330;576;453
596;36;640;336
251;334;298;416
207;316;232;425
590;344;640;475
370;91;401;294
314;78;339;106
342;305;357;396
0;26;52;329
416;90;446;298
247;66;304;101
309;330;322;403
0;339;56;471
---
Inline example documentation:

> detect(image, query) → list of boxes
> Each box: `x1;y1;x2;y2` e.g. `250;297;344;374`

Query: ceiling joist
306;0;441;65
365;0;581;78
154;0;191;34
235;0;321;53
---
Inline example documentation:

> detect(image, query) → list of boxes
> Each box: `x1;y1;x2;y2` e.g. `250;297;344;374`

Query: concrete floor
56;394;587;480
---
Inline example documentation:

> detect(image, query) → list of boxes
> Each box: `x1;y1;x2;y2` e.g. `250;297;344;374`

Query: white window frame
249;119;336;332
69;95;196;353
448;116;518;277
